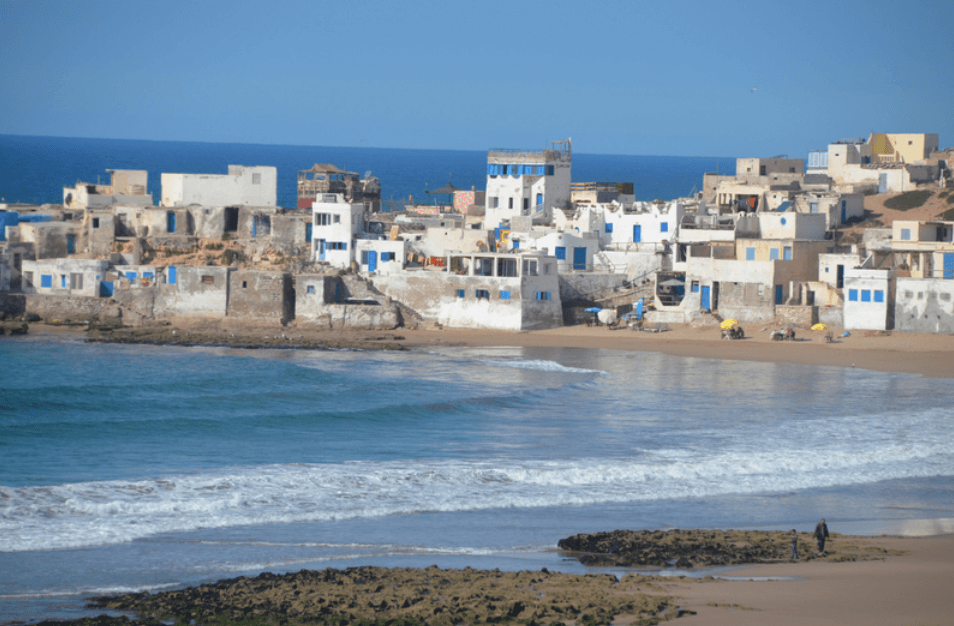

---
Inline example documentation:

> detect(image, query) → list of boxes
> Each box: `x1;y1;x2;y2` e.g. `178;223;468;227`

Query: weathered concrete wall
153;266;230;318
558;273;629;303
716;281;777;324
776;304;817;326
227;270;292;322
818;306;843;328
894;277;954;333
20;293;120;321
373;270;562;331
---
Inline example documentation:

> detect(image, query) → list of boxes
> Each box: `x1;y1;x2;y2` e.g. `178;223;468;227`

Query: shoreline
15;320;954;378
41;532;954;626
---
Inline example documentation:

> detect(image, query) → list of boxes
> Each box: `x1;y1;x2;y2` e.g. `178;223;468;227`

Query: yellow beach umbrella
811;323;829;331
720;318;739;329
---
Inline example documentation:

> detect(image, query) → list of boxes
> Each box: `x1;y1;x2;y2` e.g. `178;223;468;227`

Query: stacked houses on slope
2;132;953;334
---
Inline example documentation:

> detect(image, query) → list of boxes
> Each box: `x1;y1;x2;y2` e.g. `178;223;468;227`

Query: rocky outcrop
85;565;677;626
558;529;899;568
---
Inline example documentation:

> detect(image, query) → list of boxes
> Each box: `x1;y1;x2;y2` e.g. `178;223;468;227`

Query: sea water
2;336;953;621
0;134;732;208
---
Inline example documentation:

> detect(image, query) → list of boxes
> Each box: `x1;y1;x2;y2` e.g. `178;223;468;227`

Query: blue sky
1;0;951;157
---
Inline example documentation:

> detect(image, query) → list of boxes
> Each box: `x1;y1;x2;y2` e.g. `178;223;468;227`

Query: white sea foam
2;435;951;553
478;359;606;375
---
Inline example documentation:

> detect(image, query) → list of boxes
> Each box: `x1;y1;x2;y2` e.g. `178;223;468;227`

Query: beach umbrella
811;323;829;331
720;318;739;329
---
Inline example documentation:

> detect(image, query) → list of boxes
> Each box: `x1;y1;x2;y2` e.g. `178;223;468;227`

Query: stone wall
775;304;817;326
227;270;292;323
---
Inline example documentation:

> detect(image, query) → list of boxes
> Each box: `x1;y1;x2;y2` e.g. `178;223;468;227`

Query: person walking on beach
814;518;829;554
790;529;798;560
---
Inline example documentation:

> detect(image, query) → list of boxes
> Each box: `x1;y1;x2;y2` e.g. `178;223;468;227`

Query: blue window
780;217;787;225
535;165;545;175
691;283;699;293
500;290;511;300
555;246;566;260
769;248;780;260
328;242;348;250
168;266;177;285
848;289;858;301
306;285;315;294
660;222;669;233
874;290;884;303
746;247;756;261
861;290;871;302
547;165;554;175
305;223;312;242
536;193;543;205
125;271;137;281
456;289;465;298
901;228;911;240
536;291;551;301
61;275;67;288
783;246;792;260
476;289;490;299
605;223;613;233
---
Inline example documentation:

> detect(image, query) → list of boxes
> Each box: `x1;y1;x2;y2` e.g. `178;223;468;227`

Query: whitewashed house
310;194;367;269
843;268;893;330
161;165;277;207
484;140;572;229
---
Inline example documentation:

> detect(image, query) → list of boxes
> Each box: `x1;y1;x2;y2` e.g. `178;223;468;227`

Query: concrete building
843;268;893;330
20;259;109;297
310;194;367;268
791;192;864;228
809;134;941;192
890;220;954;279
894;277;954;333
484;139;572;229
297;164;381;211
371;250;562;331
161;165;277;207
63;170;152;209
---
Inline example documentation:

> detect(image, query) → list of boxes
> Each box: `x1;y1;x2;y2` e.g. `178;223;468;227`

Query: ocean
1;336;953;621
0;134;733;208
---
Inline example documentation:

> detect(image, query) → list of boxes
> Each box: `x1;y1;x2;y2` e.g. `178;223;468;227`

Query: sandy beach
25;318;954;379
662;533;954;626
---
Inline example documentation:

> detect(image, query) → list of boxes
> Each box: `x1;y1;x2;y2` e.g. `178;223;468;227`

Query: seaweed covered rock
85;565;676;626
558;529;895;567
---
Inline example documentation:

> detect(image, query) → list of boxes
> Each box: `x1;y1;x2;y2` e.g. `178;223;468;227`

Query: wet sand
19;320;954;378
393;324;954;379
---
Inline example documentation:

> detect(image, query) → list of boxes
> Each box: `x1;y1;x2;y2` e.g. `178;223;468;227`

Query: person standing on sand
790;529;798;560
814;518;830;553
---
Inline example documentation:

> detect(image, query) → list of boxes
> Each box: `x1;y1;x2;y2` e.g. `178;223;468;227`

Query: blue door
167;211;176;233
841;201;847;224
368;250;378;272
944;252;954;279
67;234;75;254
633;224;642;243
573;247;587;270
168;266;177;284
701;285;711;311
100;281;114;297
555;246;566;260
878;173;888;194
775;285;784;304
318;240;326;261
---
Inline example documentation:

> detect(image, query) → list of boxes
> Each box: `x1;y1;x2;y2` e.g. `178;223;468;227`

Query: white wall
161;166;277;207
311;196;365;268
21;259;108;297
843;268;891;330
